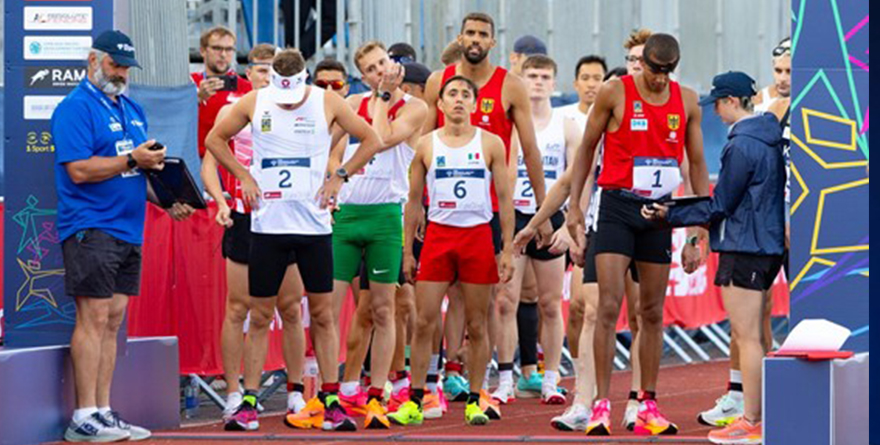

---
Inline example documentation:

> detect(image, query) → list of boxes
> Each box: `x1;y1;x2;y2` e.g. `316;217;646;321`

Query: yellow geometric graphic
790;257;836;291
790;162;810;215
15;258;65;311
791;134;867;170
811;178;870;255
803;108;857;151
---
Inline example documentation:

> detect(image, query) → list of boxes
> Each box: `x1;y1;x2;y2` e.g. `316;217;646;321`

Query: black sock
728;382;744;393
628;390;639;401
411;388;425;407
467;391;481;405
498;362;514;372
639;390;657;402
243;390;258;407
287;383;305;394
517;302;539;367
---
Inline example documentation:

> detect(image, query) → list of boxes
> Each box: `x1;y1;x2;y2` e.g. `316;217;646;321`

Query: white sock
427;382;438;394
340;381;360;397
97;406;112;416
73;407;98;423
483;366;492;390
428;354;441;375
730;369;742;384
392;376;410;395
542;370;559;392
499;370;513;387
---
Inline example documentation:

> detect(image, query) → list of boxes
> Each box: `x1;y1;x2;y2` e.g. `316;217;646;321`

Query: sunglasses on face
314;79;346;90
644;57;679;75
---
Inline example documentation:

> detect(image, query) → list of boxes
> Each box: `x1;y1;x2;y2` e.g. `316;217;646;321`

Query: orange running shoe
339;387;368;417
423;392;444;419
479;390;501;420
363;399;390;429
707;417;762;444
284;397;324;429
633;400;679;436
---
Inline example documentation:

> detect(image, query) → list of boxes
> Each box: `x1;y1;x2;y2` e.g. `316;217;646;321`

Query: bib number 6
454;180;467;199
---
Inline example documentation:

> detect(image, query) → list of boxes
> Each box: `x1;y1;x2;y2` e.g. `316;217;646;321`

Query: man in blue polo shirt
53;30;193;443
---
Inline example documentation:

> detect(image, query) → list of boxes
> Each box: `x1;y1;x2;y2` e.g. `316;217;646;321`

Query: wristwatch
335;167;350;182
687;235;699;246
126;153;138;170
377;90;392;102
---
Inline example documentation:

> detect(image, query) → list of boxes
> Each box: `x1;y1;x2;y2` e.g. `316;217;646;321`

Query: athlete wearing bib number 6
389;76;514;428
205;49;384;433
566;34;711;437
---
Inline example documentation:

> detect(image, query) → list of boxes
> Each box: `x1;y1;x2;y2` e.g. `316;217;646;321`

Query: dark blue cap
699;71;757;106
402;62;431;86
513;35;547;56
92;30;140;68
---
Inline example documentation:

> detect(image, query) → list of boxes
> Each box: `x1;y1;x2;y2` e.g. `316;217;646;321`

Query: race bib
631;157;681;199
115;139;138;178
434;168;488;211
258;157;312;202
344;142;393;179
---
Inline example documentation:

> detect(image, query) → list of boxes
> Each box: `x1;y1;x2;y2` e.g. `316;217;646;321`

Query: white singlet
426;129;493;228
513;108;567;214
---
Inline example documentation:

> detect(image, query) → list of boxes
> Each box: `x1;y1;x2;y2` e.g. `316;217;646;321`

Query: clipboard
145;157;207;210
661;196;710;207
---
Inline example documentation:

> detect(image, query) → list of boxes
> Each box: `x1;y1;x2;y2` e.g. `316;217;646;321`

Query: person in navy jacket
642;71;785;445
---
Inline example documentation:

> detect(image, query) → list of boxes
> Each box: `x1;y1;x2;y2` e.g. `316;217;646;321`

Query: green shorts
332;203;403;284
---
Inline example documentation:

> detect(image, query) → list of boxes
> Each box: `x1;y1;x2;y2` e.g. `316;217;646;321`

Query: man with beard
192;26;253;158
53;31;194;442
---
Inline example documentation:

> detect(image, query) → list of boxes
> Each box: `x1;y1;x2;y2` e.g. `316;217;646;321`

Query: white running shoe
550;403;591;431
100;411;151;441
223;391;243;421
698;393;744;427
287;391;306;414
622;400;639;431
541;387;566;405
64;413;131;443
490;383;515;404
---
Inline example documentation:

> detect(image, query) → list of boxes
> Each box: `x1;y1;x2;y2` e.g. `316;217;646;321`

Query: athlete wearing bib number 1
389;76;514;428
566;34;711;437
206;49;384;433
328;41;428;430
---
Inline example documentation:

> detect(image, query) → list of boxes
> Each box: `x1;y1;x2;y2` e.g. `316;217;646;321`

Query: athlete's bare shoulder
480;129;505;163
678;84;700;106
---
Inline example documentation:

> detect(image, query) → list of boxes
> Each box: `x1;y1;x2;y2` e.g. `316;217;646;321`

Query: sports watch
377;90;392;102
336;167;350;182
126;153;138;170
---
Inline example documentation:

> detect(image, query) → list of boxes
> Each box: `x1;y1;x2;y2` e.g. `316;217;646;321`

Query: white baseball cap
268;67;308;104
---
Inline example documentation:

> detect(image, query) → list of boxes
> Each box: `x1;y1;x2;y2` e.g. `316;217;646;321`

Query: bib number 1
632;157;681;199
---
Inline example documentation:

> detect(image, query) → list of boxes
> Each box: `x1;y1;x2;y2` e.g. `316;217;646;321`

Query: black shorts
490;212;502;255
582;229;640;284
222;211;252;264
62;229;142;298
514;210;565;260
249;233;333;296
594;190;672;264
715;252;784;291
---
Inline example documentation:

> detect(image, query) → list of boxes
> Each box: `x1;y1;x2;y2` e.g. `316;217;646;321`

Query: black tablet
661;196;711;207
146;157;207;210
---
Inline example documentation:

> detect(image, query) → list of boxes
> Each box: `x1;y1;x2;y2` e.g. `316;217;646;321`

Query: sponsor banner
24;35;92;60
23;6;92;31
23;95;65;120
25;66;87;89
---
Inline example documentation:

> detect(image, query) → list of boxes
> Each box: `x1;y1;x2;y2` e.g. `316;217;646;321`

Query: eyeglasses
644;57;679;75
772;45;791;57
314;79;346;91
625;55;643;63
208;45;236;54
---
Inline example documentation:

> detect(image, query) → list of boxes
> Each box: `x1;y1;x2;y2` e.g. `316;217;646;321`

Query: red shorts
416;222;499;284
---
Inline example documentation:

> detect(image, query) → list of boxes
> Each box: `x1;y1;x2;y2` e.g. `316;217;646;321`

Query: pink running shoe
388;387;411;413
585;398;611;436
339;388;368;417
634;399;679;436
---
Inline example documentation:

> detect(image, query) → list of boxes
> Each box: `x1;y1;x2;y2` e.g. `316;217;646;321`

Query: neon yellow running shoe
387;400;423;426
465;401;490;426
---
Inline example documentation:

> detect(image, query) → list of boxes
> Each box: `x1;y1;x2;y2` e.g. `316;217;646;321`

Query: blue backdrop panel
789;0;869;352
3;0;115;348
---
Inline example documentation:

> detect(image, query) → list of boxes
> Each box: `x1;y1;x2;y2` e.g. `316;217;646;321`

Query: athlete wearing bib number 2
566;34;710;437
391;76;514;428
206;49;385;433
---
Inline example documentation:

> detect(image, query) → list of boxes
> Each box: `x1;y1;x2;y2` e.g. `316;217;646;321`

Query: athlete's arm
201;104;235;227
374;96;429;150
487;132;515;283
506;75;546;206
683;87;710;197
421;71;444;135
507;129;521;191
319;90;384;208
206;91;259;207
403;135;430;283
326;95;361;177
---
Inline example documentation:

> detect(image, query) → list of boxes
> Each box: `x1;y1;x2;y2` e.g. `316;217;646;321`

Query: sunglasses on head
772;45;791;57
390;54;415;64
644;56;679;75
314;79;346;90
